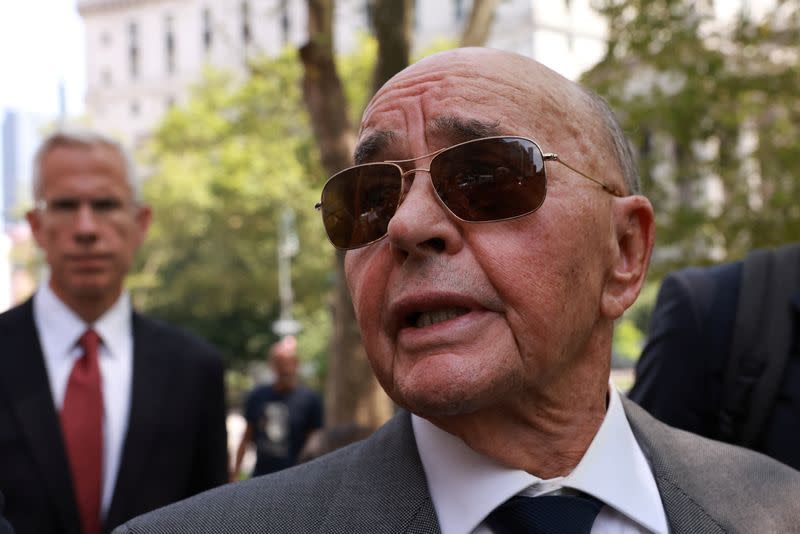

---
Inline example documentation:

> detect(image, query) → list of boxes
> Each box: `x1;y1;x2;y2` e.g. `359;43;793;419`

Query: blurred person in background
0;129;228;534
114;48;799;534
231;336;322;480
630;242;800;470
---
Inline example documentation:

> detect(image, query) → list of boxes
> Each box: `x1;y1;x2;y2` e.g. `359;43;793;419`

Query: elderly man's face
344;50;633;418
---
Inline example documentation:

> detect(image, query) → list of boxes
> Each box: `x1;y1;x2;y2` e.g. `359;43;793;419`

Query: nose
73;202;100;243
386;169;463;260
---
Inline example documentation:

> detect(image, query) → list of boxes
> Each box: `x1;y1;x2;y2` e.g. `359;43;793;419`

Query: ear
134;204;153;246
25;209;45;248
600;195;655;319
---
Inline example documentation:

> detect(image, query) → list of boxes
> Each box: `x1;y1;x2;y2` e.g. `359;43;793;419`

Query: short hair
580;88;640;195
31;128;141;201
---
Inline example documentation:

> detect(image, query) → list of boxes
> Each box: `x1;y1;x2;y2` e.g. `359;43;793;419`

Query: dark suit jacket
0;491;14;534
629;262;800;469
0;299;229;534
114;397;800;534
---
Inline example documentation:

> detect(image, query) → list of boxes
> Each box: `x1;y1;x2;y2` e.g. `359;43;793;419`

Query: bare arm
230;423;254;482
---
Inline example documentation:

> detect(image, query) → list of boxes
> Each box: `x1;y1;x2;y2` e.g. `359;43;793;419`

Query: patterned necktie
486;492;604;534
60;329;103;534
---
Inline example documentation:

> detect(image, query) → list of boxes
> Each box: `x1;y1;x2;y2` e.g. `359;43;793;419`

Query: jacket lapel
622;396;725;534
0;300;81;533
104;313;174;530
322;411;442;534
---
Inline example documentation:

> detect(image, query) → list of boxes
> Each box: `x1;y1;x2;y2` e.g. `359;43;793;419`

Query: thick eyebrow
353;131;396;164
352;117;502;164
430;116;503;143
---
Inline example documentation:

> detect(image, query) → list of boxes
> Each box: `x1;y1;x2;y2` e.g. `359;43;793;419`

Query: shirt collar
93;290;133;360
34;281;133;359
412;385;669;534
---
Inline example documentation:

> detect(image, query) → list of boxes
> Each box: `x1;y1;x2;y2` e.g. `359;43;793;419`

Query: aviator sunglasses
315;135;624;250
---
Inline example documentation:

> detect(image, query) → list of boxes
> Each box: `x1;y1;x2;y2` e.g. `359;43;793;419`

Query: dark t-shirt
244;384;323;476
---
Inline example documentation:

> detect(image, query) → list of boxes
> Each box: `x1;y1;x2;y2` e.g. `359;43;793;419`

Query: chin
70;282;115;301
385;354;518;418
393;379;492;418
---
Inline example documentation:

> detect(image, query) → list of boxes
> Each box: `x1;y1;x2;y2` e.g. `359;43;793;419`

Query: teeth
414;307;468;328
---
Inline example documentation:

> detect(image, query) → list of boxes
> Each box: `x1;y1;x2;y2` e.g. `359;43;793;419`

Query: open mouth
406;307;470;328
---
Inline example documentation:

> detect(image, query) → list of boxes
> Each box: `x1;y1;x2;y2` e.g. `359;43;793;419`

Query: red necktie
60;329;103;534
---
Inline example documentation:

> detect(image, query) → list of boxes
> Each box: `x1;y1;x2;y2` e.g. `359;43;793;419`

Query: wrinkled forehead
39;143;130;190
44;142;123;166
357;51;589;159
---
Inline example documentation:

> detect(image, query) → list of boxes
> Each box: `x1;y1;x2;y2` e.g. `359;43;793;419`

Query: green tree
131;47;374;371
585;0;800;278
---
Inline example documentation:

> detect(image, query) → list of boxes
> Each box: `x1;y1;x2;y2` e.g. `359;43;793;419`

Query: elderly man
113;48;799;534
0;129;228;534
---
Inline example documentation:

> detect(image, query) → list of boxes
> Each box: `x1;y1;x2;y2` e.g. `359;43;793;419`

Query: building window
130;100;140;116
165;15;176;74
363;0;373;28
128;21;139;79
453;0;465;21
166;96;176;110
101;32;111;46
202;7;213;51
280;0;290;44
241;1;251;45
101;69;112;86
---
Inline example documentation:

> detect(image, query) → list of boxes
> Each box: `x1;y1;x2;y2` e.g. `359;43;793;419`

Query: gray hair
580;88;640;195
32;128;141;201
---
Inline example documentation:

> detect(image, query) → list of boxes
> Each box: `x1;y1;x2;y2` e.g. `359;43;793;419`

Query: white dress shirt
33;283;134;519
413;385;670;534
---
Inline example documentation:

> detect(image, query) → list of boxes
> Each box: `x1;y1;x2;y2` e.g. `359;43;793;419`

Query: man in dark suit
629;248;800;469
115;48;800;534
0;129;228;534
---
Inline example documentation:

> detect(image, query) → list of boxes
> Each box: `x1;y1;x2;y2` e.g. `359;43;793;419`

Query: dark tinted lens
320;163;402;249
429;137;546;222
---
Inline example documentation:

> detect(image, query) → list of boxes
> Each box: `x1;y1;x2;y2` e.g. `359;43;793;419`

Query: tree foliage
585;0;800;276
131;46;375;369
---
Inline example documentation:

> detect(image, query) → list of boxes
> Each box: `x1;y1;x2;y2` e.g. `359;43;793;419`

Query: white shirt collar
34;281;132;363
412;385;669;534
34;282;86;360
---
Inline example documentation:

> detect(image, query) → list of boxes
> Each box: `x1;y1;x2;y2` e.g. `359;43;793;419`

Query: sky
0;0;86;117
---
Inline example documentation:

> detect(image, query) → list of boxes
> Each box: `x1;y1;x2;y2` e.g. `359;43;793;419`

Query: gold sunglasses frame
315;135;625;250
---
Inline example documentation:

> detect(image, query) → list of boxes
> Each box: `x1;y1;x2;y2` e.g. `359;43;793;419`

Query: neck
274;381;295;393
428;346;612;479
432;383;608;479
